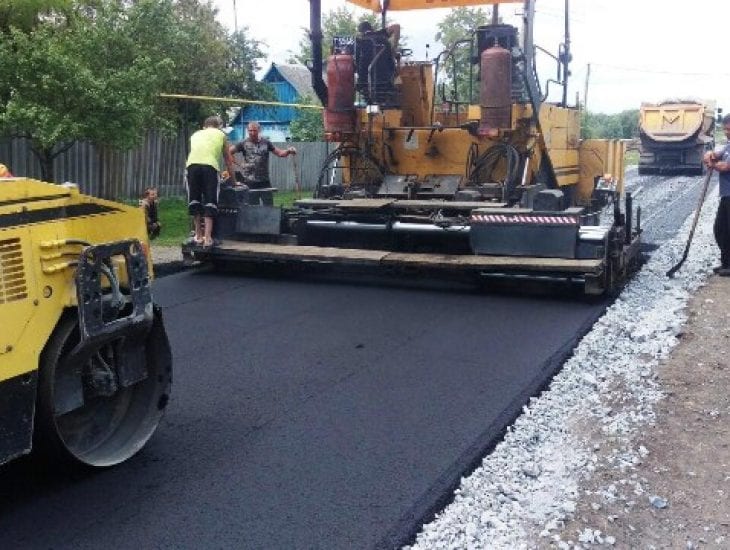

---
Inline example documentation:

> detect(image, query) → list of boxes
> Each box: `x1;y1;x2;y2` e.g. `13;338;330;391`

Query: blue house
229;63;316;143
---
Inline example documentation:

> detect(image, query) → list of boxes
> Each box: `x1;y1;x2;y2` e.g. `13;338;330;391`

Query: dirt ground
555;275;730;549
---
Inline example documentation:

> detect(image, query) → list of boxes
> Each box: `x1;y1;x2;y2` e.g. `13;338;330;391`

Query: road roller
0;177;172;468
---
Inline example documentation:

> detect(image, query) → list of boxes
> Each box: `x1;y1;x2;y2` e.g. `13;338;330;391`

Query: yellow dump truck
638;100;716;175
1;178;172;468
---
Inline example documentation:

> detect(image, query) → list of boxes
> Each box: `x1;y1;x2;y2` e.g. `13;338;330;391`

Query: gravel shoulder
409;188;725;549
552;276;730;549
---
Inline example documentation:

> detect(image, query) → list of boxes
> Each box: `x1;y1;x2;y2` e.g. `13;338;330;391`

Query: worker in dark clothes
356;20;401;105
140;187;161;240
704;114;730;276
229;122;296;190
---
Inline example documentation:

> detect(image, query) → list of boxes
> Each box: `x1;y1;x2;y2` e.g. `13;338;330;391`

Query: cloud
215;0;730;113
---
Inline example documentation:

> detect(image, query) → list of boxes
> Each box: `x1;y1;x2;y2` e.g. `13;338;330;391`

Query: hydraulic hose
315;145;384;198
466;142;522;201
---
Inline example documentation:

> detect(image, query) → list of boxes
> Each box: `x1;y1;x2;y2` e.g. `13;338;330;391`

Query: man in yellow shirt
186;116;235;247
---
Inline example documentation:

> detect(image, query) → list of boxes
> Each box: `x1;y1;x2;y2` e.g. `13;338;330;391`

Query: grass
155;197;191;246
624;149;639;167
150;190;313;246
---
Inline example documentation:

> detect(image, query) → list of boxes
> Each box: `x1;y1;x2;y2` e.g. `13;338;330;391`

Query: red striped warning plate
471;214;579;224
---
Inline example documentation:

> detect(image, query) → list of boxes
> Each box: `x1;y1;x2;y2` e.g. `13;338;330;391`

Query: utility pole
561;0;570;107
583;63;591;111
233;0;238;32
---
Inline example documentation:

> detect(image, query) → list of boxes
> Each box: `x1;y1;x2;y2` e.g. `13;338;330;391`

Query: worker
140;187;161;240
355;21;401;105
229;122;296;190
186;115;235;248
704;113;730;276
357;20;401;55
0;163;14;177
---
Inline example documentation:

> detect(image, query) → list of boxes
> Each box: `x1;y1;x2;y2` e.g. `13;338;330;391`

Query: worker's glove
288;147;297;155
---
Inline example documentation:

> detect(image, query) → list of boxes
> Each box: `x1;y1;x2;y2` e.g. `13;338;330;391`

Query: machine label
404;132;419;150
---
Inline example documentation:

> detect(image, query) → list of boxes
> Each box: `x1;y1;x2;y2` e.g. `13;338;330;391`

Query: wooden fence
0;131;335;199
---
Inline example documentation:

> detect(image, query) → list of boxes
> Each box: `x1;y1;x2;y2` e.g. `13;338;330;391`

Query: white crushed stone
407;191;719;549
150;245;182;265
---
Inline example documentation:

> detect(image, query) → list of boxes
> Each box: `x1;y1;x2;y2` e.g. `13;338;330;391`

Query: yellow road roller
0;177;172;468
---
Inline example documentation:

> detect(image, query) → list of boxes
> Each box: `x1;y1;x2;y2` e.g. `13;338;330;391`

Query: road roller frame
0;178;172;468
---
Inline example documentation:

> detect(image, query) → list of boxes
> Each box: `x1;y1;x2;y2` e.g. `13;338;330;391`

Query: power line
590;62;730;78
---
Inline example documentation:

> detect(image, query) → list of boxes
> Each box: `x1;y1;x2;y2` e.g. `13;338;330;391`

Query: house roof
267;63;315;100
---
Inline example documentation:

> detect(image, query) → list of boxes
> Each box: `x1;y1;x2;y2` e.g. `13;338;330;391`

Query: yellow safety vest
186;128;225;170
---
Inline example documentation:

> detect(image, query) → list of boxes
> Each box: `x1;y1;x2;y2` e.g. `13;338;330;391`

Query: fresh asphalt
0;172;709;550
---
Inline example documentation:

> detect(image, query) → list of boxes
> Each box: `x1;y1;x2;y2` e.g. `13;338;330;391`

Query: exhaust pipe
309;0;328;106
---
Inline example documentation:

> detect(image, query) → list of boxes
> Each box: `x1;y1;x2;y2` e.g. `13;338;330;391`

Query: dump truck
1;178;172;468
183;0;642;295
638;99;716;175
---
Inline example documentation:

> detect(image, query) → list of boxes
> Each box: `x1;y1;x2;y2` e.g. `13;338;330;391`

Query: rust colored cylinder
479;46;512;135
325;54;356;136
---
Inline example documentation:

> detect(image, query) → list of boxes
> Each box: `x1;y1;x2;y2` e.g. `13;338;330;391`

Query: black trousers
713;196;730;267
187;164;219;218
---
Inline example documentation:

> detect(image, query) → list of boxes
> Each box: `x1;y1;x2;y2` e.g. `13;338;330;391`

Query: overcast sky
213;0;730;114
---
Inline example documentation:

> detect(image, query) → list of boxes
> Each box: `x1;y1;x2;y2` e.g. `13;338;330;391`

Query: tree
0;1;173;181
293;6;377;68
618;109;640;139
0;0;271;181
136;0;233;125
289;96;324;142
220;29;271;101
435;7;490;105
580;110;639;140
0;0;72;33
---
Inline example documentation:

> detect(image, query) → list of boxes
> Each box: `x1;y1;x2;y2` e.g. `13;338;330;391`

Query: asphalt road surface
624;166;711;246
0;171;708;550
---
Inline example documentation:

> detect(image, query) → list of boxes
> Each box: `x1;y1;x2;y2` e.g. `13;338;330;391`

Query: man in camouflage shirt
230;122;296;189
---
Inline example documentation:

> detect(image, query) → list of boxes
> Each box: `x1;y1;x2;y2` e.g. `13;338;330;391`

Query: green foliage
293;6;377;67
220;30;272;101
0;0;269;181
581;109;639;139
289;96;324;142
0;2;175;179
126;0;266;125
436;7;490;104
0;0;73;32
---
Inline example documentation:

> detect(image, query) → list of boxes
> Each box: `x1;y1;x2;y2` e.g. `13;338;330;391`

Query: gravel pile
407;192;719;549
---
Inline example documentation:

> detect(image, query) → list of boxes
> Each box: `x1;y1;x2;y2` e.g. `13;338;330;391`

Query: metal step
201;240;604;274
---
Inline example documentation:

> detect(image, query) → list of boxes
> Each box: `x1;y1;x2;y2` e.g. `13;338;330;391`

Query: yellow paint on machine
345;65;618;204
0;178;152;383
347;0;522;11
